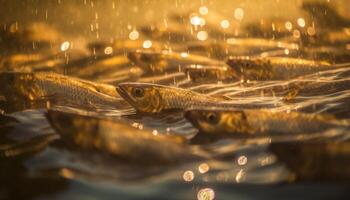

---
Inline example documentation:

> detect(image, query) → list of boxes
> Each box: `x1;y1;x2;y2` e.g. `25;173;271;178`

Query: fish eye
131;87;145;98
205;112;219;124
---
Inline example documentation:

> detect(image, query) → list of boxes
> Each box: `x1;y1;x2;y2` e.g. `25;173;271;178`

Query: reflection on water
1;0;350;199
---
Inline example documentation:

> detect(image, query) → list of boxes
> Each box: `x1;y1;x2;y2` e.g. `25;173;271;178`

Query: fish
302;2;350;30
0;72;126;108
0;134;58;159
183;39;298;60
116;82;255;113
65;54;142;81
226;56;334;80
46;109;203;164
226;38;299;50
127;50;226;73
244;18;294;38
270;141;350;181
184;108;349;137
184;64;238;83
139;24;196;42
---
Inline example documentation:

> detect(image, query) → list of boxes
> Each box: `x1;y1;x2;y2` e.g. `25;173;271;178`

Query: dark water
1;0;350;199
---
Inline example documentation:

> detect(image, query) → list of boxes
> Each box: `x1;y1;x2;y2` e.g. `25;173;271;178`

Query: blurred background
1;0;349;41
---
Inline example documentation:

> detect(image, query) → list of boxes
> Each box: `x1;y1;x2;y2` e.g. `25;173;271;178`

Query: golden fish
0;72;125;108
46;109;202;164
127;50;226;73
226;56;333;80
116;82;248;113
270;141;350;181
184;64;237;83
184;108;348;137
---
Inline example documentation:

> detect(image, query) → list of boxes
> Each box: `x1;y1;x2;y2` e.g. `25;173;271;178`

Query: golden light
190;15;202;26
285;21;293;31
60;41;70;51
293;29;301;38
235;169;245;183
104;46;113;55
197;31;208;41
199;6;209;15
183;170;194;182
284;49;290;55
237;155;248;166
220;19;230;29
142;40;152;48
297;18;306;28
197;188;215;200
152;130;158;136
180;52;189;58
307;26;316;36
129;30;140;40
198;163;210;174
234;8;244;21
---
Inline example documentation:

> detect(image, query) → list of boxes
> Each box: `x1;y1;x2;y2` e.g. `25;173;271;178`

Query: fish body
0;72;123;108
227;56;333;80
116;82;254;113
302;2;350;30
244;18;293;38
184;108;348;136
270;141;350;181
127;50;226;73
184;64;237;83
139;24;196;42
46;110;200;164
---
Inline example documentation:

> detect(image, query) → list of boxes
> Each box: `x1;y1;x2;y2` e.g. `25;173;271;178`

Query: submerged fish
302;2;350;30
0;134;57;159
46;110;202;164
226;56;334;80
184;64;237;83
116;82;254;113
0;72;125;108
139;24;196;42
270;141;350;181
244;18;294;38
127;50;226;73
226;38;299;50
184;108;348;137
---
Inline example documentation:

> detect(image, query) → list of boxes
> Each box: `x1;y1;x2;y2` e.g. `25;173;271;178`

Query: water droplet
60;41;70;51
129;30;139;40
197;31;208;41
199;6;209;15
220;20;230;29
234;8;244;21
143;40;152;48
183;170;194;182
198;163;210;174
297;18;306;28
197;188;215;200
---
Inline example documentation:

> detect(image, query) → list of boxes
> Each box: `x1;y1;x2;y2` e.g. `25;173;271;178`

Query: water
1;0;350;199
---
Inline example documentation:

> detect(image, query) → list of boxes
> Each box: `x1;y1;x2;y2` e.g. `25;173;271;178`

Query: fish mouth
116;85;136;107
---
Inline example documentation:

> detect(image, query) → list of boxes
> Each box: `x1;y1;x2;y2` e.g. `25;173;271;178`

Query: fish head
0;72;38;101
117;82;163;113
185;109;250;135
